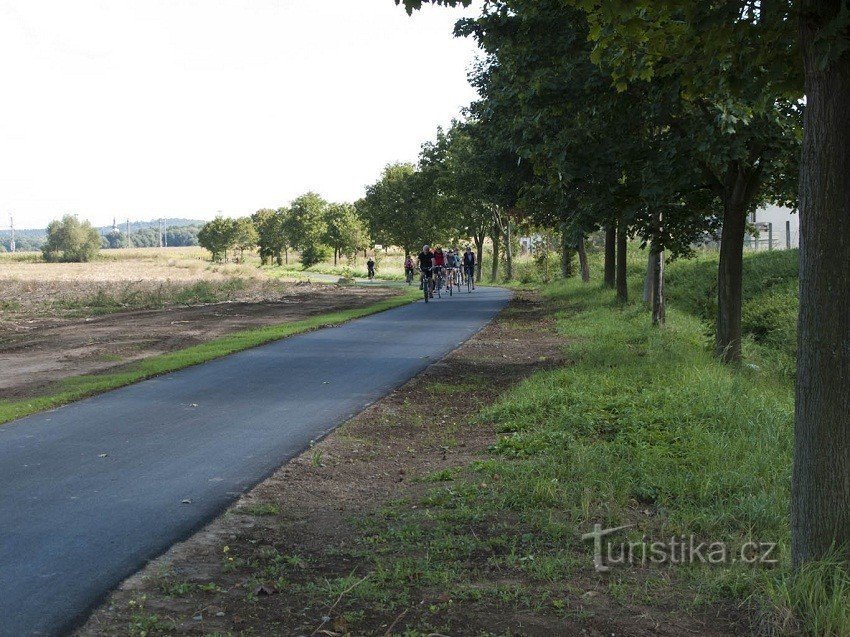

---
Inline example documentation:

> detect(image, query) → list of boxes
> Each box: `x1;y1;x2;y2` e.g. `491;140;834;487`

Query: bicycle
446;266;454;296
434;267;445;299
405;268;414;285
465;266;475;292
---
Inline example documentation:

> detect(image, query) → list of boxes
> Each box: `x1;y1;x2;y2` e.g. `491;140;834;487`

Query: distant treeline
101;225;201;248
0;219;203;252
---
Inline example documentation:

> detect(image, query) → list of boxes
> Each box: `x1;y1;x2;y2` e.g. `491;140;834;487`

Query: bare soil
78;292;746;637
0;283;396;400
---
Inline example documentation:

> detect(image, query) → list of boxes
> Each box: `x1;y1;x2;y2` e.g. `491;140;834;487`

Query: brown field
0;247;398;401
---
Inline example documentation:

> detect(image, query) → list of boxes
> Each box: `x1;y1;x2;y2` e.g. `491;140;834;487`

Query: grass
0;290;419;425
287;247;842;634
321;278;793;626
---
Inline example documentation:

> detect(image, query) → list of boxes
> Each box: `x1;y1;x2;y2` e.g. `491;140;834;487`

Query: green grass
666;248;799;360
300;256;842;634
0;290;419;425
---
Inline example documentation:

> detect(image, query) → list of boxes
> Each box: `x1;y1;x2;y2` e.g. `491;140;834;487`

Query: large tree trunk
474;233;484;282
604;225;616;288
490;227;500;281
577;236;590;282
504;219;513;281
715;164;759;363
333;249;338;266
792;0;850;567
616;216;628;302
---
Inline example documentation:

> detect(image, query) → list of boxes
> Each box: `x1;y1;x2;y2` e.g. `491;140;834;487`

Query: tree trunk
474;233;484;282
652;249;665;326
715;195;748;363
616;216;628;302
604;225;616;288
284;249;288;264
333;249;338;266
577;236;590;282
490;227;500;281
561;227;574;277
792;0;850;566
643;252;655;303
651;209;665;326
504;219;513;281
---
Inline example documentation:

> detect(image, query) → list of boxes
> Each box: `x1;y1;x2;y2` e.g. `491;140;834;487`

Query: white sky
0;0;481;230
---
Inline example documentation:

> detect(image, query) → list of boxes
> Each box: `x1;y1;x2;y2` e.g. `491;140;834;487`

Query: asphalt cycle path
0;286;511;636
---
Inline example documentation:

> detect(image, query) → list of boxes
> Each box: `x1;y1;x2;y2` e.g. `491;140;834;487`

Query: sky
0;0;482;230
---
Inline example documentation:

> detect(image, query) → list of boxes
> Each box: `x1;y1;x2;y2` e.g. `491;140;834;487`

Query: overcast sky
1;0;481;229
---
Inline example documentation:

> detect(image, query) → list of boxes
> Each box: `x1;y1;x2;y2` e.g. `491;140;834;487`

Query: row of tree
101;225;201;249
400;0;850;571
197;193;370;267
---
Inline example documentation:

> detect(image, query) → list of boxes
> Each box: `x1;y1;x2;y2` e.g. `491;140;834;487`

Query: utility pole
126;218;131;248
163;218;167;248
158;218;163;248
9;214;14;253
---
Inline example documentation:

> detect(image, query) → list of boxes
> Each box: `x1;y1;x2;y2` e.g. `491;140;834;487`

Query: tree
359;163;449;256
233;217;258;262
197;216;237;262
324;203;370;264
252;208;291;265
791;0;850;567
288;192;330;268
42;215;101;262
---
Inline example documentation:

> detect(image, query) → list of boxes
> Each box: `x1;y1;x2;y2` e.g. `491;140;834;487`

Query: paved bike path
0;286;510;636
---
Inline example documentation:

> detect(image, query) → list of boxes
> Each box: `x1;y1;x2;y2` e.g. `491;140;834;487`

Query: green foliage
300;243;331;269
666;249;799;360
252;208;290;265
287;192;331;267
42;215;101;262
197;216;237;262
358;162;445;254
232;216;258;259
323;202;370;261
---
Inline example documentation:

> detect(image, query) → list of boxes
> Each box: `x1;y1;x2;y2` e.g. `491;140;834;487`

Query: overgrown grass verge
322;275;845;634
0;291;418;425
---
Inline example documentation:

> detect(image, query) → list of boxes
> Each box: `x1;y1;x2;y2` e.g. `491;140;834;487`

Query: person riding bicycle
418;245;434;296
366;257;376;279
463;247;476;289
445;249;459;289
432;247;446;283
404;255;415;283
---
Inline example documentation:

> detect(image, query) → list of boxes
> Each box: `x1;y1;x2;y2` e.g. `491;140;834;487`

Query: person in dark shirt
418;245;434;296
463;247;476;290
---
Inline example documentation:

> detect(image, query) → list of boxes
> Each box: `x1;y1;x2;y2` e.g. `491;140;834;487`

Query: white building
747;204;799;250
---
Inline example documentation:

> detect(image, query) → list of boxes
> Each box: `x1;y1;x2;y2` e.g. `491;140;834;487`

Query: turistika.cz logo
581;523;778;572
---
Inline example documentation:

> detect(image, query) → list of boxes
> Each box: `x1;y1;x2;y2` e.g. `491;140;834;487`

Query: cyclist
432;247;446;293
418;245;434;297
366;257;376;280
445;249;459;291
463;247;476;290
404;255;415;284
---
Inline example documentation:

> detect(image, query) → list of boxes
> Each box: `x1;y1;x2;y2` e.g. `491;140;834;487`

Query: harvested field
0;248;401;402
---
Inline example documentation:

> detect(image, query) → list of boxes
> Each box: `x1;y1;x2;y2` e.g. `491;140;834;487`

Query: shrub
300;243;331;269
42;215;101;262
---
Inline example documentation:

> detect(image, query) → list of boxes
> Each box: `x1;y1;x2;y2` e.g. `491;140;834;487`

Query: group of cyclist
405;245;476;299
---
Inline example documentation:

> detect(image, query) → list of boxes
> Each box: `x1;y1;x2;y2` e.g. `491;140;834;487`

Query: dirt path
78;291;745;637
0;284;396;400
